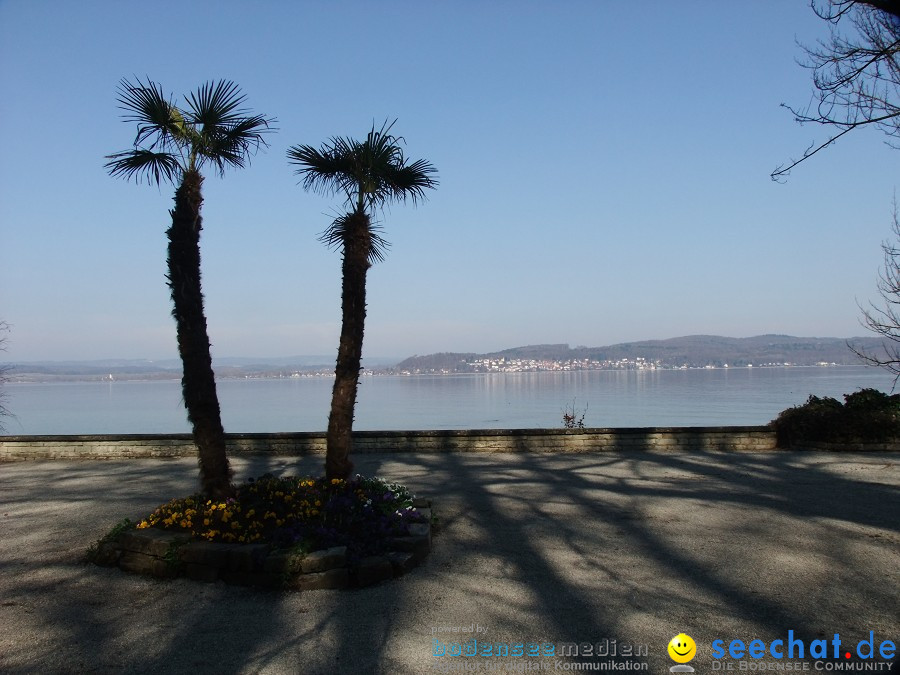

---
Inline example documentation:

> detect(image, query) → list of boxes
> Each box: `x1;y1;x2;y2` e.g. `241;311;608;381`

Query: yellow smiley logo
668;633;696;663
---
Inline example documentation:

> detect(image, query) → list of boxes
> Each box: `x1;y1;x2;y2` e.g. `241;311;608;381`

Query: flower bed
88;475;434;589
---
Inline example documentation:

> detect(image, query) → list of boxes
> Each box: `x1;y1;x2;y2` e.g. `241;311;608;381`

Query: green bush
770;388;900;446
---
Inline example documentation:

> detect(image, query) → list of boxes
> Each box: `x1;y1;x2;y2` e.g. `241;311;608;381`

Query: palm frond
288;119;438;213
104;149;181;185
319;211;390;264
200;113;274;175
381;157;439;205
288;142;360;199
115;77;184;150
109;78;272;185
186;80;244;127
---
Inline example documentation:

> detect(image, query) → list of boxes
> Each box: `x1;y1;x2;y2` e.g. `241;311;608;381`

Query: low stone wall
0;427;777;461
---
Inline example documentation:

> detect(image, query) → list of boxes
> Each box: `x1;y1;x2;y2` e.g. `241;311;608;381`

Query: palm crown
287;121;438;263
288;121;437;212
105;77;274;185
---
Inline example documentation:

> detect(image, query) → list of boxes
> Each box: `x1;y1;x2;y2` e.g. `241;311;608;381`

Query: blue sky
1;0;897;362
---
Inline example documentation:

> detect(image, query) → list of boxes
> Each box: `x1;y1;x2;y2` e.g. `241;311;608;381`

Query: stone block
184;563;219;583
179;541;235;567
300;546;347;573
355;556;394;587
408;522;431;541
287;568;350;591
118;529;192;557
92;541;121;567
389;535;430;561
119;551;176;578
218;570;276;588
228;544;269;573
263;552;298;575
386;551;417;576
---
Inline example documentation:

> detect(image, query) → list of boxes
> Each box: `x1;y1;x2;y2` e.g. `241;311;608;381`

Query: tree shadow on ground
408;446;898;652
0;449;897;673
0;454;404;674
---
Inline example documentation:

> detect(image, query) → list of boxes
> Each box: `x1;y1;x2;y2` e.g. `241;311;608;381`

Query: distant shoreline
5;334;884;383
4;362;865;385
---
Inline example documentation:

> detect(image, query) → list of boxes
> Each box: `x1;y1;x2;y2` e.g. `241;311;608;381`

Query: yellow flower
137;521;149;529
246;509;255;517
203;518;210;526
315;500;321;507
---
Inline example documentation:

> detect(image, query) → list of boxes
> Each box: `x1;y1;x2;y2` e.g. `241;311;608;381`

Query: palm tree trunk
325;210;371;480
167;169;233;498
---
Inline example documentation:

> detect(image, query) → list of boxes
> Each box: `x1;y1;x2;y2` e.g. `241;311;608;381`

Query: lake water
2;366;895;435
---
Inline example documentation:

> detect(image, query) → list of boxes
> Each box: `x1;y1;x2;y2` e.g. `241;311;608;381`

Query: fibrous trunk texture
325;210;372;480
167;169;233;498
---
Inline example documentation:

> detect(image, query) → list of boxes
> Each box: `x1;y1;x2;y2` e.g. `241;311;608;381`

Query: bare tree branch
850;198;900;389
0;321;11;432
813;1;900;23
774;1;900;179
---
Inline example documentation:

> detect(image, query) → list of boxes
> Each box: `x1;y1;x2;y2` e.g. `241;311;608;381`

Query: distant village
390;356;840;376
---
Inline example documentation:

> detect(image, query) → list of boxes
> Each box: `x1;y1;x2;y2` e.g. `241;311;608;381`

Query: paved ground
0;452;897;675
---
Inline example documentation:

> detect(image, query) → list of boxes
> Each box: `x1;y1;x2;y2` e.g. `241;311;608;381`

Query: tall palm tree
105;78;273;498
288;121;438;480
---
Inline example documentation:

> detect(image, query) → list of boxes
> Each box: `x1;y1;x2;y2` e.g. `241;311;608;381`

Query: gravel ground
0;452;897;675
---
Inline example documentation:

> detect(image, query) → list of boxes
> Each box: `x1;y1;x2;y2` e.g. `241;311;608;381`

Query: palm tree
288;121;438;480
105;78;273;498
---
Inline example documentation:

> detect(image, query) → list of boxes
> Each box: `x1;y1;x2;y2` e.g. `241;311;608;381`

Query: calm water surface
3;366;894;435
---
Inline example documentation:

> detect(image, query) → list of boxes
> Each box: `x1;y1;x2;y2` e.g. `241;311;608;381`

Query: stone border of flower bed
91;498;433;590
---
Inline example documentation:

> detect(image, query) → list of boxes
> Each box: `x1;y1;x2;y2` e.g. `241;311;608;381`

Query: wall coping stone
1;426;772;443
6;427;896;459
1;427;781;461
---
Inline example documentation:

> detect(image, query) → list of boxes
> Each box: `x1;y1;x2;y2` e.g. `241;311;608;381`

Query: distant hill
6;336;887;381
392;335;887;373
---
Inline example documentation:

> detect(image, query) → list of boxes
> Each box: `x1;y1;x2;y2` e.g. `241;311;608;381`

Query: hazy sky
1;0;897;362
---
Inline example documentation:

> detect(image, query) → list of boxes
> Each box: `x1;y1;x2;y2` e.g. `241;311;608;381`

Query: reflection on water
4;366;893;435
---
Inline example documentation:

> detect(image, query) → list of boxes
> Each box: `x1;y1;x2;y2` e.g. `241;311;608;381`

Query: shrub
770;388;900;446
562;399;587;430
